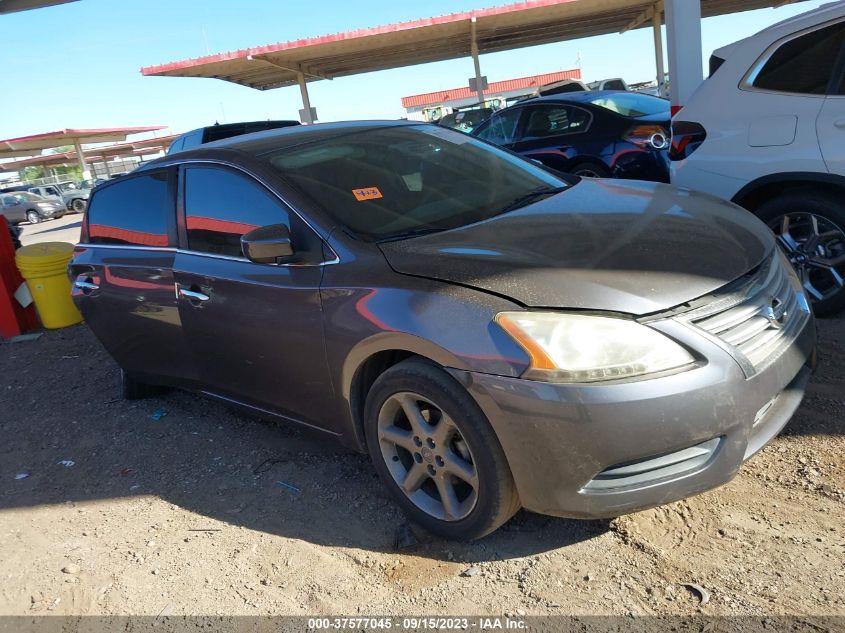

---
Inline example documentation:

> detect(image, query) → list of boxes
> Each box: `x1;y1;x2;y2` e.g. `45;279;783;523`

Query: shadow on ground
0;325;615;562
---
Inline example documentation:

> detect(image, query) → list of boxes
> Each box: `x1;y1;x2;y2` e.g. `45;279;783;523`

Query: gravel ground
0;317;842;619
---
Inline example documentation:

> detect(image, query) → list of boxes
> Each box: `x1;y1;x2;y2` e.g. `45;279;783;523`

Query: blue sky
2;0;829;142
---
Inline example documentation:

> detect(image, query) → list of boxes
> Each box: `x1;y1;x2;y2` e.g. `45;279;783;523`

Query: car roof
512;90;642;105
713;2;845;57
143;119;420;166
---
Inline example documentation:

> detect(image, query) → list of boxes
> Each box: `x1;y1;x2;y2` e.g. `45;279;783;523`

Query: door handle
178;286;210;303
73;276;99;293
835;117;845;129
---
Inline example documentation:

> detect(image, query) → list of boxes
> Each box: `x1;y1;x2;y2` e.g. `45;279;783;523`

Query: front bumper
450;314;815;519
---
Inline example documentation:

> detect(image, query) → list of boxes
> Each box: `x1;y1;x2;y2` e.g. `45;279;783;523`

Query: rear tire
755;192;845;317
121;369;166;400
71;198;86;213
568;161;610;178
364;359;520;540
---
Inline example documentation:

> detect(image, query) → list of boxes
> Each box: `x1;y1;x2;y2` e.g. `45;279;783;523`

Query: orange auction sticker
352;187;383;201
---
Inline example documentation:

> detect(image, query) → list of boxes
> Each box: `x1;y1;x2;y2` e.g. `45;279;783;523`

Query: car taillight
669;121;707;161
624;125;670;150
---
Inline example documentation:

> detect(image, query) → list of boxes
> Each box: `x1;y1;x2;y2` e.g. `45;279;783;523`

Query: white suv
670;3;845;316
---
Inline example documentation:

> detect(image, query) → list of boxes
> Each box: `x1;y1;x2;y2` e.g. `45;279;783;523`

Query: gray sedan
0;191;66;224
69;121;816;540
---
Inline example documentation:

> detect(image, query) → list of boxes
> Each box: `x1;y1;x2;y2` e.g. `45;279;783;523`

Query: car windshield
14;192;43;202
438;110;493;132
265;125;569;241
587;93;669;117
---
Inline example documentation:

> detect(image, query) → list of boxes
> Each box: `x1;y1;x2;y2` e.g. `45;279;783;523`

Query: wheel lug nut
435;456;445;467
427;465;436;476
426;438;435;449
413;436;422;447
413;452;422;463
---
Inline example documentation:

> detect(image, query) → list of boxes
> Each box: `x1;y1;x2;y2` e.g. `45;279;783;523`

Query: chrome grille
681;253;810;376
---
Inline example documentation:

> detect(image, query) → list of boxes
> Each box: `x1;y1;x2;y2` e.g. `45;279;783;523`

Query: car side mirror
241;224;294;264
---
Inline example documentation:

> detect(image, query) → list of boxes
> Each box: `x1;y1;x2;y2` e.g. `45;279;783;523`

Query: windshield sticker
352;187;383;201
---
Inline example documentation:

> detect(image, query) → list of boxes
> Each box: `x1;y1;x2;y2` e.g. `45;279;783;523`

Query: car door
816;23;845;175
172;164;332;430
509;103;593;172
69;168;198;385
0;196;25;223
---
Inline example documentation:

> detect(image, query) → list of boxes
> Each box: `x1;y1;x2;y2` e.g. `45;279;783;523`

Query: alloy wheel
26;211;40;224
377;391;478;522
769;212;845;302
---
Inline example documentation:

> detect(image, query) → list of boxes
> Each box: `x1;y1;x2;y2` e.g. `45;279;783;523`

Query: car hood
378;180;773;315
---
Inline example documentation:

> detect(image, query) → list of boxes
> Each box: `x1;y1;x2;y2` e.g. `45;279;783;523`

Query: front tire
756;192;845;317
364;359;520;540
71;198;86;213
26;210;40;224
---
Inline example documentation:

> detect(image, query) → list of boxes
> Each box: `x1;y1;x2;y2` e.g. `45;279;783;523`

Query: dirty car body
70;121;815;538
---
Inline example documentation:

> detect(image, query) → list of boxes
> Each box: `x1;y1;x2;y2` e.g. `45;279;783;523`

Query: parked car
0;191;65;224
71;121;815;540
472;91;671;181
78;177;108;189
436;108;494;134
537;78;589;96
670;3;845;316
587;78;629;91
27;182;90;213
167;120;301;154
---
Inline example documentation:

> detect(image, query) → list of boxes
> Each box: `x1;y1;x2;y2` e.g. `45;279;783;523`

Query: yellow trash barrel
15;242;82;329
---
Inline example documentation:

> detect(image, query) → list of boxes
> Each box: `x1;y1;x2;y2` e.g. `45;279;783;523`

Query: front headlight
496;312;695;383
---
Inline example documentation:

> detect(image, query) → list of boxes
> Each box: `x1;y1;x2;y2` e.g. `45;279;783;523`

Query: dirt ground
0;316;842;620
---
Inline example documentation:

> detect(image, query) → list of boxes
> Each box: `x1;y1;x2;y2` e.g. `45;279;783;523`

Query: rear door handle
73;276;99;293
178;286;210;302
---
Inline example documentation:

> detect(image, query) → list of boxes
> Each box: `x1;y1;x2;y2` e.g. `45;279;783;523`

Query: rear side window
474;107;521;145
183;166;290;258
86;171;173;247
752;22;845;95
519;105;591;140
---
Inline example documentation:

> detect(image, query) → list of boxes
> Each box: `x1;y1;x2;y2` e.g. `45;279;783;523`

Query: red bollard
0;215;38;338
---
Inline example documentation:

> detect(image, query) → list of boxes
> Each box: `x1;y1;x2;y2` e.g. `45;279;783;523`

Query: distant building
402;69;582;121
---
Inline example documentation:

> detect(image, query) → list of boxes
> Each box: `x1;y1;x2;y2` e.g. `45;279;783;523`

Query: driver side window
183;166;291;258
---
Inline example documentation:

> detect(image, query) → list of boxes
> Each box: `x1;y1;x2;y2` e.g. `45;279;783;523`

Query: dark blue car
471;91;671;182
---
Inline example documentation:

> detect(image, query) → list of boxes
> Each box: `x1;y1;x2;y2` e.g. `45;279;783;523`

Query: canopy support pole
470;17;485;106
297;71;315;124
665;0;703;114
652;2;666;97
102;158;112;178
73;139;90;180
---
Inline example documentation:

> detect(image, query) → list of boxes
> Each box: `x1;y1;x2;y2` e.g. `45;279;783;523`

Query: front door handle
178;286;210;303
74;276;99;293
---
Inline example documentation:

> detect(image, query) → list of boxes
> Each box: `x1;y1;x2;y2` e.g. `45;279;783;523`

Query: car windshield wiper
498;185;569;213
378;227;448;243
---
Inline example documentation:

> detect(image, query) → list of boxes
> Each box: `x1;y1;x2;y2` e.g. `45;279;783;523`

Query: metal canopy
0;153;75;172
0;127;166;157
140;0;803;91
0;0;77;14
